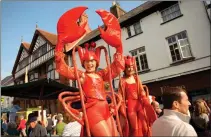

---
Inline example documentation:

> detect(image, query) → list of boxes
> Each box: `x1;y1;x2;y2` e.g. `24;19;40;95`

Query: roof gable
29;29;57;53
12;42;30;74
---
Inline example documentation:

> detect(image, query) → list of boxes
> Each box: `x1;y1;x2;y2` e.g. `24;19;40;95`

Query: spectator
191;99;210;137
46;114;53;137
52;114;57;129
54;114;66;136
6;121;19;136
62;113;82;136
17;115;26;137
1;114;8;133
26;113;36;137
28;117;47;137
151;101;162;117
152;87;197;136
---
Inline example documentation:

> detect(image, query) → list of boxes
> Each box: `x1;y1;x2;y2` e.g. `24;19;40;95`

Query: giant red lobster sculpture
55;7;124;136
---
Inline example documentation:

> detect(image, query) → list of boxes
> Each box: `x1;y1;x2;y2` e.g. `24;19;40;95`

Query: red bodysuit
125;83;140;113
56;52;125;134
81;74;110;130
119;76;157;137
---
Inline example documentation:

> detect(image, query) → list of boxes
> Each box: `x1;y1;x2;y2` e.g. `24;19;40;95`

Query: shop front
146;69;210;103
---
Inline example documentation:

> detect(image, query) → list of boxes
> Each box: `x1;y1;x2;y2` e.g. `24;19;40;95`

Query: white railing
15;49;55;78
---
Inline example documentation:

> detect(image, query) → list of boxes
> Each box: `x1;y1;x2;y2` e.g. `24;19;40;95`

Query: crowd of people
150;88;211;137
1;112;82;137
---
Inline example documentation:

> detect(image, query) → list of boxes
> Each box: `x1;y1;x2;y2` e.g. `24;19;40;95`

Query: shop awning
1;78;78;100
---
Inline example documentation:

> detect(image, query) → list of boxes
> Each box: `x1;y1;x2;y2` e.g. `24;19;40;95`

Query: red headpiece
77;42;102;67
124;55;135;66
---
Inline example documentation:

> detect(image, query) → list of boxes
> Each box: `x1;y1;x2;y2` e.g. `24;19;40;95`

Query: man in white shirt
152;87;197;136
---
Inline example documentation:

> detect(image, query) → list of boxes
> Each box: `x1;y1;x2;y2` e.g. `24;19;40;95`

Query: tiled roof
1;75;13;86
36;29;57;46
22;42;30;51
118;1;162;24
77;1;162;46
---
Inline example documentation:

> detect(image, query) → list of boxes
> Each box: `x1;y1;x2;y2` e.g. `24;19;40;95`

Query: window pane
139;47;145;53
133;51;137;56
35;73;38;78
171;37;176;43
163;16;167;22
51;71;54;79
168;38;172;44
134;22;141;34
145;62;149;69
30;75;34;80
55;71;59;79
178;39;189;47
127;27;131;37
47;73;50;79
170;50;175;56
42;44;47;55
48;64;53;71
173;44;178;49
175;49;180;55
181;32;187;39
140;55;143;60
181;46;192;58
177;33;182;39
135;57;140;71
169;45;174;50
172;55;176;62
176;53;181;61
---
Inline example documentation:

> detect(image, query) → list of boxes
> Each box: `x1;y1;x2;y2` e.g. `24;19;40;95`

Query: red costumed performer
55;7;125;136
118;56;157;137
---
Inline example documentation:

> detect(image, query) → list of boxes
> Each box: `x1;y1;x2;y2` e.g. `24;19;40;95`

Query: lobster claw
96;9;123;53
56;6;88;52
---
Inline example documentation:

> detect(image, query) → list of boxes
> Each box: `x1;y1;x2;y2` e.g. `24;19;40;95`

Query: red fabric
118;76;157;136
17;119;26;130
86;99;110;130
125;83;138;100
81;75;106;100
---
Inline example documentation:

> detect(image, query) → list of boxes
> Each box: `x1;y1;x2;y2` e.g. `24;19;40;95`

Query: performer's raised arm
98;52;124;81
55;51;83;80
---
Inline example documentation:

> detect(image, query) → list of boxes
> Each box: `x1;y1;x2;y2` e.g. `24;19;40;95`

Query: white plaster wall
70;1;210;85
118;1;210;83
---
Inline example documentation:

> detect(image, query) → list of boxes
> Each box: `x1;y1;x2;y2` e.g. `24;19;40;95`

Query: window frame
29;72;39;82
126;21;143;39
46;61;59;80
166;30;193;63
32;42;47;61
133;22;142;35
126;26;132;37
130;46;149;72
160;3;182;23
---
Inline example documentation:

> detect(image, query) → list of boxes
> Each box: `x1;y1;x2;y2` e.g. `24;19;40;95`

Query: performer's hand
109;105;117;116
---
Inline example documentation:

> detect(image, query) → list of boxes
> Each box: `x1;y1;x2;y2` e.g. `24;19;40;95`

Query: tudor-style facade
11;29;69;113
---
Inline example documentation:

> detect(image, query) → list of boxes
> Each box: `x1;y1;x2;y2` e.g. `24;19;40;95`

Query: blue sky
1;1;144;80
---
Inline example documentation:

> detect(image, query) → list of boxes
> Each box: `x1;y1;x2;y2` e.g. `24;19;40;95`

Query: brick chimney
110;1;126;18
